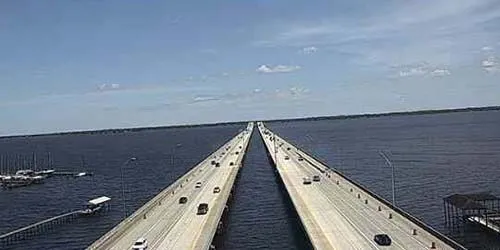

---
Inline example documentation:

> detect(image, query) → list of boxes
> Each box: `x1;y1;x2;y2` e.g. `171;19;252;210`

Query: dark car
197;203;209;215
179;197;188;204
374;234;391;246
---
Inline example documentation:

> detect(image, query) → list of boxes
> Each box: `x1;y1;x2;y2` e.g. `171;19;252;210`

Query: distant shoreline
264;105;500;123
2;105;499;139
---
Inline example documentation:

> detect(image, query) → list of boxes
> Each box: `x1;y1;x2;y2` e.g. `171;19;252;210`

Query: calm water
0;125;243;249
0;110;499;249
268;110;500;250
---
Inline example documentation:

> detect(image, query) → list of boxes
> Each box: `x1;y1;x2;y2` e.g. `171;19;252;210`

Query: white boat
35;169;55;176
1;175;34;188
74;172;88;178
15;169;35;176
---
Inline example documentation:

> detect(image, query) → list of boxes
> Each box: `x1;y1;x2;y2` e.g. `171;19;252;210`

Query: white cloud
191;95;220;103
430;68;451;77
98;83;121;91
399;66;427;77
256;64;301;73
274;86;310;99
299;46;318;54
255;0;500;67
289;87;310;96
397;63;451;77
482;46;494;52
482;57;500;72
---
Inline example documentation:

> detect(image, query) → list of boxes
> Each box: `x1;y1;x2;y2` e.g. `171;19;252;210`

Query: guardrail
87;131;246;249
202;127;253;248
260;124;466;250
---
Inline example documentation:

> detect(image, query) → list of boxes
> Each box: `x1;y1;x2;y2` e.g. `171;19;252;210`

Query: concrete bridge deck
88;122;254;250
257;122;465;250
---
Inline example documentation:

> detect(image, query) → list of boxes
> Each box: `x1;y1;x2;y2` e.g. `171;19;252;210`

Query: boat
1;175;34;188
35;169;56;176
15;169;35;176
74;172;90;178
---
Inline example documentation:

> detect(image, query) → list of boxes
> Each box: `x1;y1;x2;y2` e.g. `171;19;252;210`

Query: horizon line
1;105;499;139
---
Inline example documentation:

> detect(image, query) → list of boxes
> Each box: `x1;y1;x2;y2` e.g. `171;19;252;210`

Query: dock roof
444;193;499;210
88;196;111;205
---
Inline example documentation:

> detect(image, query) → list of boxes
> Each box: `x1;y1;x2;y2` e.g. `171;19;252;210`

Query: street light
120;157;137;219
379;151;396;207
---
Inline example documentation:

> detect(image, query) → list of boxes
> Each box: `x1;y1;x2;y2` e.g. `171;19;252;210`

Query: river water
0;110;499;249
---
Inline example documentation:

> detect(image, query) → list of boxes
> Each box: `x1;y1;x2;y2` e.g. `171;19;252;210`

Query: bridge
257;122;465;250
88;122;254;250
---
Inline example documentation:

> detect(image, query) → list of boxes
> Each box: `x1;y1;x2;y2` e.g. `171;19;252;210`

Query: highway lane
89;123;253;250
258;122;458;250
154;125;252;249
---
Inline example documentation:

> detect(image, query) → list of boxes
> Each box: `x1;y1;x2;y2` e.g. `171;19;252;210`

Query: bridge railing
199;127;253;248
268;129;466;250
88;130;246;249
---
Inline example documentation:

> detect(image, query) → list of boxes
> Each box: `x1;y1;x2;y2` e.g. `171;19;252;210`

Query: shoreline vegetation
2;105;499;139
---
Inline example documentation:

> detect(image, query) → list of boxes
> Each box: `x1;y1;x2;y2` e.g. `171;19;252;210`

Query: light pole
273;134;278;164
379;151;396;207
120;157;137;219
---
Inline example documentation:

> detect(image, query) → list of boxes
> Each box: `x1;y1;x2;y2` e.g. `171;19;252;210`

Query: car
313;175;320;182
195;182;202;188
229;162;234;166
213;187;221;193
215;162;220;167
298;157;304;161
179;196;188;204
197;203;209;215
287;147;291;151
211;160;216;165
303;177;312;185
374;234;392;246
284;156;290;160
132;237;148;250
235;151;239;155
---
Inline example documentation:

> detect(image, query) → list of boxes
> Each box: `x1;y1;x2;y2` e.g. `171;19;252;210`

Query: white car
195;182;202;188
132;237;148;250
303;177;312;185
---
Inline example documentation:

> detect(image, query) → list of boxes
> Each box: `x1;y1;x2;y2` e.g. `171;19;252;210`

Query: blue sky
1;0;500;135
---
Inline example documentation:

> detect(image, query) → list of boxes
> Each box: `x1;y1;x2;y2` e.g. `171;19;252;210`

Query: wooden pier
0;210;83;246
0;196;110;247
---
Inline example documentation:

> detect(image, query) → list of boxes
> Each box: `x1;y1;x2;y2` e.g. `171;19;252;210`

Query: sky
1;0;500;135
